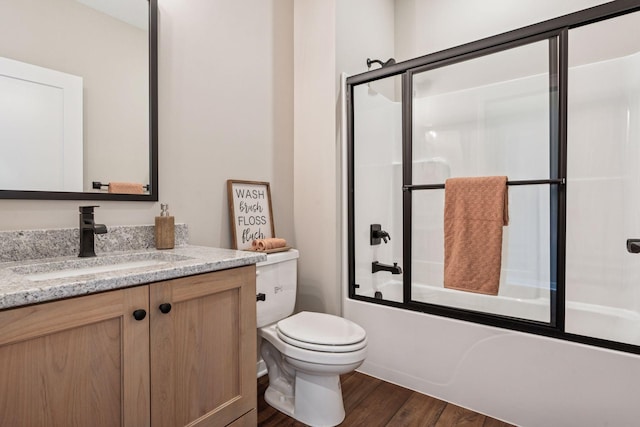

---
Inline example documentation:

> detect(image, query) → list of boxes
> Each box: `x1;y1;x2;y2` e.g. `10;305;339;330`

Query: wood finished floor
258;371;515;427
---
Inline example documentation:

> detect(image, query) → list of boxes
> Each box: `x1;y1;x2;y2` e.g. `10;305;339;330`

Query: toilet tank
256;249;299;328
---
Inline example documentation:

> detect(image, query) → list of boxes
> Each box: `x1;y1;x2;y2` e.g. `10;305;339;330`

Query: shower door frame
346;0;640;355
401;31;565;330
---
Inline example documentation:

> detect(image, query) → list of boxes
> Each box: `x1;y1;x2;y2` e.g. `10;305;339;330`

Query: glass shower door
351;75;404;303
409;38;557;323
565;11;640;346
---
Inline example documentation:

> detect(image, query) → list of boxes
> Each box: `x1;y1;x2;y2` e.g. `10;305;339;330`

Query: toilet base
264;384;295;418
264;371;345;427
259;323;366;426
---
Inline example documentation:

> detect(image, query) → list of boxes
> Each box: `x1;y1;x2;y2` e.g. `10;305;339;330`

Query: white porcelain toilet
256;249;367;427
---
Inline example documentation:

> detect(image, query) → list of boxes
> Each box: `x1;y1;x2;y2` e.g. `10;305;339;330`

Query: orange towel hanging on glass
443;176;509;295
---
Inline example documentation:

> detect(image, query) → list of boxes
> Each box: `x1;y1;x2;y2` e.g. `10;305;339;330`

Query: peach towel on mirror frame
108;182;144;194
443;176;509;295
252;238;287;251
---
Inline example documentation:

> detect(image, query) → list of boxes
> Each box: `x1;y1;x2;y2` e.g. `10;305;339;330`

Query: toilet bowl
256;250;367;427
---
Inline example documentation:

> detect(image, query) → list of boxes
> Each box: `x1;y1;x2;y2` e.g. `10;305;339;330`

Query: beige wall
158;0;294;247
0;0;294;252
293;0;340;315
337;0;395;79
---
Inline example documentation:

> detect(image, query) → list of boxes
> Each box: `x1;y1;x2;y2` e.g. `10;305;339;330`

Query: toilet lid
276;312;367;352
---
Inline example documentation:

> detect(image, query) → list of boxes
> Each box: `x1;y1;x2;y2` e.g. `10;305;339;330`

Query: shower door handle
626;239;640;253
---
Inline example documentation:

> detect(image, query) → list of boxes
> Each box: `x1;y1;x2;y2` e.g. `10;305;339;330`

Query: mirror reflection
0;0;153;197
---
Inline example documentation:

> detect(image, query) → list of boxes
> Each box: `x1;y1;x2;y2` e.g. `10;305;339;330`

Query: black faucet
79;206;108;257
372;261;402;275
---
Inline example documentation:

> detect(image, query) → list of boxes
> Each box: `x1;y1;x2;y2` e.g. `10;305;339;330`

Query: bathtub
360;280;640;346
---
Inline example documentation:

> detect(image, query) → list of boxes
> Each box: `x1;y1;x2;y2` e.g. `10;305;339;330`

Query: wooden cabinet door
150;266;257;427
0;286;150;427
226;409;257;427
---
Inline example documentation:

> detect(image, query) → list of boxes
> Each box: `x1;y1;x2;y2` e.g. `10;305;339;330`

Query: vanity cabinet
0;265;257;427
0;284;150;426
149;266;257;426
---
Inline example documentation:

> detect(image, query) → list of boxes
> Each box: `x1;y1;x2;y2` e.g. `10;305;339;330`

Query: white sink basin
11;252;193;282
24;259;167;281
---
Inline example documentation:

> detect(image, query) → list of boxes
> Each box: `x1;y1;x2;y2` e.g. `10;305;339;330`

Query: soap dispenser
155;203;175;249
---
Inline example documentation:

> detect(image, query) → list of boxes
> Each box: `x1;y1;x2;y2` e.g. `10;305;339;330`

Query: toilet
256;249;367;427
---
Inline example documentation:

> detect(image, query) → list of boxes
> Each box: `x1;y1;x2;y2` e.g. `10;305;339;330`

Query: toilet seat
259;323;367;366
276;312;367;353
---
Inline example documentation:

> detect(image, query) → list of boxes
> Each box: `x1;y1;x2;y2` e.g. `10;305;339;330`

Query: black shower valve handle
370;224;391;245
375;229;391;243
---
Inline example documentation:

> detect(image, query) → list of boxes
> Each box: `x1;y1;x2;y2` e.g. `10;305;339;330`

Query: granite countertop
0;245;266;310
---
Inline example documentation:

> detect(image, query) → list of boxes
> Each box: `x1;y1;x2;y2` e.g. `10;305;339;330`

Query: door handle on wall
627;239;640;253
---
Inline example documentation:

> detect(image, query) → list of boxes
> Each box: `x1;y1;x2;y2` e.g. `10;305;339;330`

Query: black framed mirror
0;0;158;201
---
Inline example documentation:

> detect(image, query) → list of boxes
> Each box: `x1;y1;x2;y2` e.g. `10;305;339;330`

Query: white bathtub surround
345;298;640;427
0;224;189;262
367;281;640;346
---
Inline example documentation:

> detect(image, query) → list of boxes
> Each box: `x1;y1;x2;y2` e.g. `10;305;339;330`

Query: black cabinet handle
257;293;266;302
159;303;172;314
133;309;147;321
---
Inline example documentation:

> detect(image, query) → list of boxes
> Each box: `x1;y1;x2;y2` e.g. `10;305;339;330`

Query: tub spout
372;261;402;274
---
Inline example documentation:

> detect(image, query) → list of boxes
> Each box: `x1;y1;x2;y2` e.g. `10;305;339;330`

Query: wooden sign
227;180;275;250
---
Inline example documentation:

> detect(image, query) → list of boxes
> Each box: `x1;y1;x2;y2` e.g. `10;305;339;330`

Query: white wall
394;0;613;61
0;0;294;252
